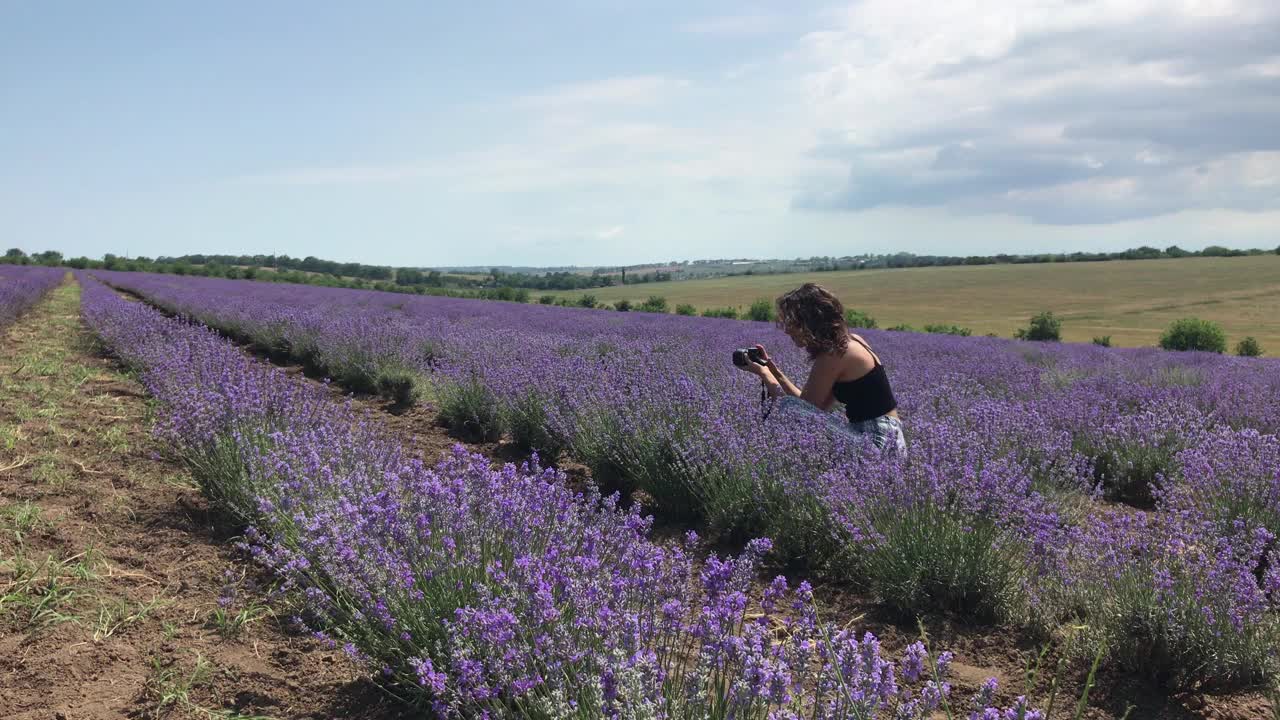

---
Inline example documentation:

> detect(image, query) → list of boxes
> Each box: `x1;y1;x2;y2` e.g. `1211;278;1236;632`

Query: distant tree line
780;244;1279;275
0;248;538;302
0;248;683;292
7;244;1279;292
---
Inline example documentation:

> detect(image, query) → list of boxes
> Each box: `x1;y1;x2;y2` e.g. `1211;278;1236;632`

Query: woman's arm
736;356;785;398
761;357;803;397
797;355;839;411
756;345;838;411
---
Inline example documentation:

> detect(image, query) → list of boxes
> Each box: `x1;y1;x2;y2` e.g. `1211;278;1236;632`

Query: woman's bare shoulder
841;334;877;373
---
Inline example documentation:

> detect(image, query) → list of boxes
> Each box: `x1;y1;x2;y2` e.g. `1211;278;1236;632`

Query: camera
732;347;766;367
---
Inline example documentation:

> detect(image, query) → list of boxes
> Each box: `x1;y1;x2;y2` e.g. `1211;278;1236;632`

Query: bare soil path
0;280;412;720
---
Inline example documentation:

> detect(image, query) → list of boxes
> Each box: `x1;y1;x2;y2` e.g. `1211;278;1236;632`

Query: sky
2;1;1278;268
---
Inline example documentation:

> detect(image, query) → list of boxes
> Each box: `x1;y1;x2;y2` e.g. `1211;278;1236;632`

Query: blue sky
2;1;1278;267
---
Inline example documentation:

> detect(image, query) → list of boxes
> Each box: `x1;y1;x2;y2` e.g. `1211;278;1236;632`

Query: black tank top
831;336;898;423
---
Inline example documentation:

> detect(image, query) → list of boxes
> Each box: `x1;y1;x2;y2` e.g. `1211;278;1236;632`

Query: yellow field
555;255;1280;349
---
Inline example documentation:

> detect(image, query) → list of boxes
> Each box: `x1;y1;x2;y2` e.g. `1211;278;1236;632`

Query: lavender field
72;272;1065;718
91;270;1280;701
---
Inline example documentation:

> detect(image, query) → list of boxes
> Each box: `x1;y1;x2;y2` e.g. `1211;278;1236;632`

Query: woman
737;283;906;454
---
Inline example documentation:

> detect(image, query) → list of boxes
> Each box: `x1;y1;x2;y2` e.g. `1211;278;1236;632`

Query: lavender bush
0;265;64;329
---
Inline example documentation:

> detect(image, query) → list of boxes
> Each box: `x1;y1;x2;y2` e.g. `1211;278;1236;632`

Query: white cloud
239;1;1280;249
792;0;1280;223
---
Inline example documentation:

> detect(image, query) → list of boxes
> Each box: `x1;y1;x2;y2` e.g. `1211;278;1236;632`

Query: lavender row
0;265;64;329
95;271;1280;687
78;274;1048;717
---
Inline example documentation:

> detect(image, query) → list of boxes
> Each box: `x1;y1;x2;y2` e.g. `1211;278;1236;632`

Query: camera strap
759;386;776;422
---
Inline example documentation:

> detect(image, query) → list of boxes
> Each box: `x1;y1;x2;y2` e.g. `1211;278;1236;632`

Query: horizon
3;2;1278;267
8;240;1274;273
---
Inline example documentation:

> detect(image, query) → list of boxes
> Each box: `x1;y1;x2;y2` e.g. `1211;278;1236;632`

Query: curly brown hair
775;283;850;359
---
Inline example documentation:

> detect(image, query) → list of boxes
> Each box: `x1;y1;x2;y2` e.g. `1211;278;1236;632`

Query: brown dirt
107;281;1277;719
0;281;413;720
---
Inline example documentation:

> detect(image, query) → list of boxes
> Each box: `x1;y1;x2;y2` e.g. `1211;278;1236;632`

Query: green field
552;255;1280;350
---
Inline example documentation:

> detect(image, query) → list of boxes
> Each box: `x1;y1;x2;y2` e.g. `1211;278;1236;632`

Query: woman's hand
736;356;767;376
754;344;774;367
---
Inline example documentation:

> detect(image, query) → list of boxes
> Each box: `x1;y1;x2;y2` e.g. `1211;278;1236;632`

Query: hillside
551;255;1280;349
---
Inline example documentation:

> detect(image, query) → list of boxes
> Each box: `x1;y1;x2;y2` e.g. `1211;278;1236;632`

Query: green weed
93;595;166;641
31;458;71;489
0;424;21;451
0;500;47;544
103;425;131;454
0;550;100;630
206;599;271;638
143;652;277;719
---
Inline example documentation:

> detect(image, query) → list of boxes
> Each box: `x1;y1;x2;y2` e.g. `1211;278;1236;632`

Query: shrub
1063;515;1280;689
605;419;705;522
638;295;668;313
745;298;775;322
374;365;423;408
1014;312;1061;342
1159;317;1226;353
844;308;878;329
538;295;555;305
577;294;598;308
504;390;567;461
887;324;917;332
674;303;697;316
1074;432;1181;507
1092;335;1112;347
923;323;971;337
612;299;632;312
856;504;1027;622
436;378;505;442
1236;336;1264;357
701;307;739;320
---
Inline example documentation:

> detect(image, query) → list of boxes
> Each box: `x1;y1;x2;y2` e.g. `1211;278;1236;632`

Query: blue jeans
847;414;908;455
776;396;907;455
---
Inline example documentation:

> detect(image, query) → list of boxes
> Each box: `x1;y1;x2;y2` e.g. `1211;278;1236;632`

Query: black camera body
732;347;766;367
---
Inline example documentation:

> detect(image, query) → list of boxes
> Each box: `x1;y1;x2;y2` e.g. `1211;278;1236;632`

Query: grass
549;255;1280;348
143;652;278;720
1;500;49;544
0;548;103;631
92;595;166;641
103;425;131;454
206;600;272;638
31;456;71;489
0;423;22;451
